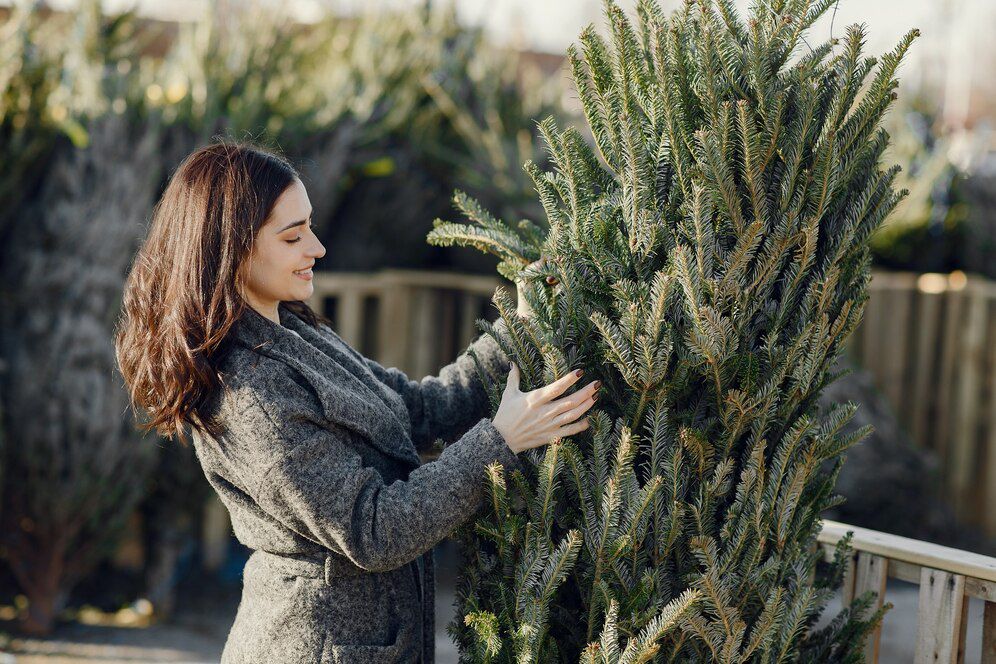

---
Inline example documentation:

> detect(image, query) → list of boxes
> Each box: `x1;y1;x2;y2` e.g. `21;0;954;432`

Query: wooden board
880;279;915;416
336;290;364;349
914;568;967;664
986;301;996;536
819;521;996;583
910;289;942;448
854;552;889;663
982;601;996;664
950;285;987;517
935;287;965;476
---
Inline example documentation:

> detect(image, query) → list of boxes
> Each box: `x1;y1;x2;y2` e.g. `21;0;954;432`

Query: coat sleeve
240;368;521;573
362;318;511;452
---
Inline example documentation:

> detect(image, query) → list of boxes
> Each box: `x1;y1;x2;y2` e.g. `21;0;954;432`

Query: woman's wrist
491;418;519;455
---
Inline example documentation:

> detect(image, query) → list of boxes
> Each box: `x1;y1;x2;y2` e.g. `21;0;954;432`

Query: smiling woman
113;138;595;662
240;179;326;325
114;140;333;442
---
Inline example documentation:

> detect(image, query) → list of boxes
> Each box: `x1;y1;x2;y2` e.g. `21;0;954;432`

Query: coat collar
229;303;421;469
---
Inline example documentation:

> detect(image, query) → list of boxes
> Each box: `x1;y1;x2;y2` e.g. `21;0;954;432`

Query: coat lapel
229;304;421;469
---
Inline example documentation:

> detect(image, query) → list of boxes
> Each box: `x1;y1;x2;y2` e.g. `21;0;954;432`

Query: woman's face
240;178;326;323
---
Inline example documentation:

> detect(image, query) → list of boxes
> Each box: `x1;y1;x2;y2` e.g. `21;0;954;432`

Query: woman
114;140;600;663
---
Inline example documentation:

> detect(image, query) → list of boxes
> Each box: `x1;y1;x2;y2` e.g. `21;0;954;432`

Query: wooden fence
818;520;996;663
851;270;996;537
305;268;505;379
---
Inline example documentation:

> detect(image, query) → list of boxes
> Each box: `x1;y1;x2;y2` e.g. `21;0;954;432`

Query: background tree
0;0;568;633
429;0;917;660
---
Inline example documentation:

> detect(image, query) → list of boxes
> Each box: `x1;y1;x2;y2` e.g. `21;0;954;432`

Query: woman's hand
515;257;558;319
492;364;600;454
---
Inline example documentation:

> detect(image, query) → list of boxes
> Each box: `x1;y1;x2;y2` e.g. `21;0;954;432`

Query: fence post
337;290;364;350
853;552;889;663
982;600;996;663
915;568;968;664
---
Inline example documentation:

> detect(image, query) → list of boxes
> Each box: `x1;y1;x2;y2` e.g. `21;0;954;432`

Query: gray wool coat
190;302;522;663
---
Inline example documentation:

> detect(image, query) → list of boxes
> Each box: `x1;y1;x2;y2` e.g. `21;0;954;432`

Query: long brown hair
115;139;330;444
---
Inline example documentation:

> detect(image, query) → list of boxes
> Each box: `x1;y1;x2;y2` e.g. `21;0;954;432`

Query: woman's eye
285;224;312;243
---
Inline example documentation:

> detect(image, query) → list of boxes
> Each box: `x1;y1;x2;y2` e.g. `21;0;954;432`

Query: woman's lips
294;269;313;281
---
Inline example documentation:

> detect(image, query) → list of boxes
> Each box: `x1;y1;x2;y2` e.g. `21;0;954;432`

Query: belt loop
324;555;332;586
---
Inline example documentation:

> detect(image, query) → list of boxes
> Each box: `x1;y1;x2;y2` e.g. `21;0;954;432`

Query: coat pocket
319;564;421;660
321;628;413;663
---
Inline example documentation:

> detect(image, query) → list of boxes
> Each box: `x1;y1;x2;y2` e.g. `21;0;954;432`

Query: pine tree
428;1;917;661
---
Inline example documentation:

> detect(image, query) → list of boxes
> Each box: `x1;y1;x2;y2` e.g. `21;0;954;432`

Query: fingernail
594;380;602;389
592;392;600;401
575;369;584;378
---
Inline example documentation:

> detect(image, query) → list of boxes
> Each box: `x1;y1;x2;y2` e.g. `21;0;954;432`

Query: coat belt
250;548;365;585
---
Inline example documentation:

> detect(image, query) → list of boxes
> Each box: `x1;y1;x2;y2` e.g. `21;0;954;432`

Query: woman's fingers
531;369;584;404
548;380;601;416
506;363;520;393
553;394;597;427
554;417;591;439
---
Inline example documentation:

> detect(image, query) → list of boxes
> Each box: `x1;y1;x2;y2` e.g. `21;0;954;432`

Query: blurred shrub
0;0;570;633
0;1;161;635
869;99;977;274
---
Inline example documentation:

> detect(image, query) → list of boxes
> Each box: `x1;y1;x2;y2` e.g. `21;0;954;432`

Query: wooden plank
313;269;498;295
982;601;996;664
965;577;996;602
949;285;987;517
889;558;923;585
861;280;885;381
460;292;481;348
841;550;858;606
853;552;888;663
914;568;966;664
880;280;915;416
819;542;996;601
336;291;364;349
818;520;996;583
311;271;374;295
957;595;968;664
824;547;996;601
957;593;970;664
439;289;457;369
378;285;412;373
377;268;500;294
935;284;965;476
986;300;996;538
412;288;438;380
910;288;943;448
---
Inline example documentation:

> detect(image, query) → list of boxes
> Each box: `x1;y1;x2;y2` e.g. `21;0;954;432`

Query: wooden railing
305;269;505;379
853;270;996;537
818;520;996;663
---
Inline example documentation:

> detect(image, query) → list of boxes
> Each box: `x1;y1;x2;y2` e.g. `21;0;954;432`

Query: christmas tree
428;0;917;660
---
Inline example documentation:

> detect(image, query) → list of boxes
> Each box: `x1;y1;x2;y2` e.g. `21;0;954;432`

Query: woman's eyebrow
276;211;314;233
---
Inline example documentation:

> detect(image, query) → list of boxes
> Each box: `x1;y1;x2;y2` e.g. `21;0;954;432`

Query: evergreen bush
429;0;917;660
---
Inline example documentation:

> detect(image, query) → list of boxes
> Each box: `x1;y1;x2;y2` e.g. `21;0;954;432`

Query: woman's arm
238;367;520;573
363;317;511;452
